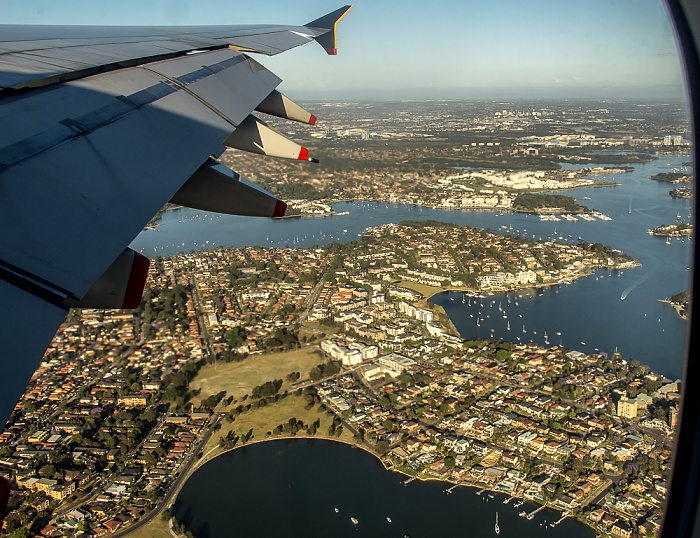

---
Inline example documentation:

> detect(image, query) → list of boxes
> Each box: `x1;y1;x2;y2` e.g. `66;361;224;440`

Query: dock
403;476;417;486
527;504;547;520
444;484;459;494
550;510;570;527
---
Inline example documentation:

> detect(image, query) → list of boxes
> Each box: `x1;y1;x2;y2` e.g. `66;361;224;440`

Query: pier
527;504;547;520
550;511;570;527
403;476;418;486
444;484;459;494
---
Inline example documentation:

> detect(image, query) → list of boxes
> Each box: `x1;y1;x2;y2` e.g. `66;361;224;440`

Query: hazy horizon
3;0;688;105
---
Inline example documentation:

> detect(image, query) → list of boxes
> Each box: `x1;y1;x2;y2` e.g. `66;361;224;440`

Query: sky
1;0;688;100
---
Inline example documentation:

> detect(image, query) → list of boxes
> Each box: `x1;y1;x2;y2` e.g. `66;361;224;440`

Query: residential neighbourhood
0;220;675;537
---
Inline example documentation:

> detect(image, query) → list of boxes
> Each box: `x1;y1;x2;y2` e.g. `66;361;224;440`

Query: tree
376;440;390;455
38;464;55;479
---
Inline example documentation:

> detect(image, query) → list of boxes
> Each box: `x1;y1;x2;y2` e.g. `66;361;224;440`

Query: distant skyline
2;0;688;100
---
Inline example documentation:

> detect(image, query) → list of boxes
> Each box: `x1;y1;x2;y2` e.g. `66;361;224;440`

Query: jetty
403;476;418;486
527;504;547;520
445;484;459;494
550;511;570;527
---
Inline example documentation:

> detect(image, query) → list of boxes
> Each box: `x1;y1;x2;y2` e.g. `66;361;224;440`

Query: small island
669;186;692;199
649;172;691;184
647;223;693;237
512;193;591;214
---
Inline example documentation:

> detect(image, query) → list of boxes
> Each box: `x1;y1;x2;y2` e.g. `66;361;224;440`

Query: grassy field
397;280;444;300
190;346;325;406
204;393;357;453
125;513;173;538
126;396;361;537
397;281;461;336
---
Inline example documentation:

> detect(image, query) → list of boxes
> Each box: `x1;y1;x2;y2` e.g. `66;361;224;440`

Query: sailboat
507;321;511;331
495;511;500;535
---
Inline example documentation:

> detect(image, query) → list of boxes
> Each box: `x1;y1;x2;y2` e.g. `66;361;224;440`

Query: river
132;153;692;378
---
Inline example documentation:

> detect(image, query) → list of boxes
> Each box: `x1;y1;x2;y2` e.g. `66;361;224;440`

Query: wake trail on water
621;268;656;300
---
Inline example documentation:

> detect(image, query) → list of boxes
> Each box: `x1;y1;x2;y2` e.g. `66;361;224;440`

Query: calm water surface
173;439;595;538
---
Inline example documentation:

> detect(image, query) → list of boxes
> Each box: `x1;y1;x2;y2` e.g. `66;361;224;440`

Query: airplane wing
0;6;353;427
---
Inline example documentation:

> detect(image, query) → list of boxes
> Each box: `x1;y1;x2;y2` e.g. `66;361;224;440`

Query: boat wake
620;269;654;300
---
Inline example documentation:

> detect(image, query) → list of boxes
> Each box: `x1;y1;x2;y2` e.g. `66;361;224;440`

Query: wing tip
307;5;353;55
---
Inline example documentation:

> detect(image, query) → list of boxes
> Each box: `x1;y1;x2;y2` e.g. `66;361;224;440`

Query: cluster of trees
286;371;301;383
263;327;299;352
162;360;203;412
309;361;341;381
218;430;239;450
255;177;329;200
199;391;226;411
513;193;587;213
271;417;313;436
327;416;343;437
650;171;689;183
141;282;190;337
671;289;690;309
301;388;320;410
208;349;248;365
251;379;283;399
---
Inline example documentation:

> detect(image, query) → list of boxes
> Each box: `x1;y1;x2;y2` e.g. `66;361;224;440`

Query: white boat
334;508;339;513
351;517;358;525
387;517;392;523
495;511;500;535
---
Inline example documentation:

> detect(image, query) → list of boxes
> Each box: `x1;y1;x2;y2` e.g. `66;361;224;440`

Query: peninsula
0;221;667;538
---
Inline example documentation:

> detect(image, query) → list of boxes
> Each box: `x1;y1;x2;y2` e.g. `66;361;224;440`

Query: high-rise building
669;406;679;429
617;395;638;419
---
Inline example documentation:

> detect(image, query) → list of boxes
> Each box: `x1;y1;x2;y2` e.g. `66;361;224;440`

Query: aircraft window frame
661;1;699;537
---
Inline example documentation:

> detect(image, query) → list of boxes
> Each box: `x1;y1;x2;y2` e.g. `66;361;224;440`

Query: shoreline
658;298;689;321
167;436;582;533
414;263;640;304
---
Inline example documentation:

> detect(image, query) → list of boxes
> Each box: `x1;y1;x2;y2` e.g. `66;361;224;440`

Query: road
189;268;214;359
110;412;224;537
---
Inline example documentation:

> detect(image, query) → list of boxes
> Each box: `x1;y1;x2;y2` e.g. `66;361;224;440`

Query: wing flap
170;160;287;218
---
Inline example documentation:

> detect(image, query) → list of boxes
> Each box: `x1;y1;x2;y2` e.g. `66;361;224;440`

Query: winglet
306;5;353;55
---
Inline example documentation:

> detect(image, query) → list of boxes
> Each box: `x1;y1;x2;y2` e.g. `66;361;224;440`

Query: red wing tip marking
122;252;151;309
273;200;288;218
309;114;317;126
298;146;319;163
325;48;338;55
